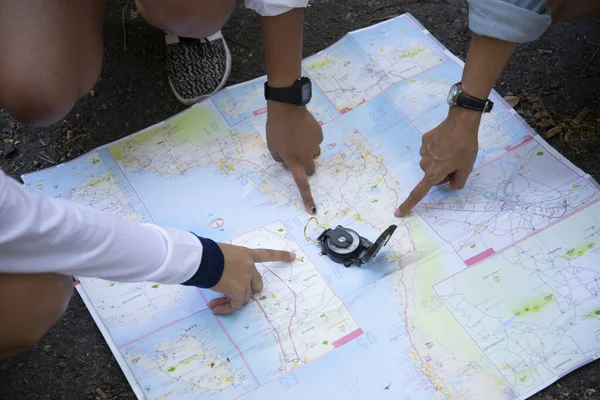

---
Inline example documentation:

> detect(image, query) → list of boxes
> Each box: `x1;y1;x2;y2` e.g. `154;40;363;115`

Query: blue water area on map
302;34;373;108
384;61;461;132
22;150;105;196
301;69;345;125
81;280;209;347
336;93;424;177
208;299;291;385
211;78;266;126
122;308;258;400
22;148;153;223
112;160;303;245
313;92;425;194
22;156;99;196
349;15;448;65
385;61;531;167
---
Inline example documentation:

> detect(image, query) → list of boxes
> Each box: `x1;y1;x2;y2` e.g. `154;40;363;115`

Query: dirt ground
1;0;600;399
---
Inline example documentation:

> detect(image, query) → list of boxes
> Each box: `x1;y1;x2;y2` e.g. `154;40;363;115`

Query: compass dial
326;228;360;255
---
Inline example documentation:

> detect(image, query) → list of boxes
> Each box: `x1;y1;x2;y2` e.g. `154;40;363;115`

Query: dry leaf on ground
503;95;520;108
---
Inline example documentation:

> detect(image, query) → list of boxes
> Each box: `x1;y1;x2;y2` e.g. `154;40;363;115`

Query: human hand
207;243;296;314
266;101;323;214
395;108;481;217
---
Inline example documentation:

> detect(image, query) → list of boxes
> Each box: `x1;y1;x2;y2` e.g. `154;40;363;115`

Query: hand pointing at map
261;9;324;215
207;243;297;314
396;33;519;217
395;108;480;217
266;102;323;214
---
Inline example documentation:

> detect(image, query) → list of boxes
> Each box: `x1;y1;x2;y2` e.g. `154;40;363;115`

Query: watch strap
456;84;494;113
264;77;311;106
264;83;298;105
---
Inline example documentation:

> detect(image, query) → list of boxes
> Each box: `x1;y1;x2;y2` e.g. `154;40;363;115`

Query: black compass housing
316;224;397;267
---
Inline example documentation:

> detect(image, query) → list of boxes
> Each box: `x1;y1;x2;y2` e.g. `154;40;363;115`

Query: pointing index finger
288;161;317;214
395;175;437;217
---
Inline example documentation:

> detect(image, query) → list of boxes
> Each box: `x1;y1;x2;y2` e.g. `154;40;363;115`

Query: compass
316;224;397;267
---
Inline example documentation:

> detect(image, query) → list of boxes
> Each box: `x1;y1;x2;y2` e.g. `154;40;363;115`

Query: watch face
301;81;311;102
447;83;459;105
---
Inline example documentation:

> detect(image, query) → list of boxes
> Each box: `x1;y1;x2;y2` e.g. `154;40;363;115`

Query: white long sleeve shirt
0;169;203;284
245;0;308;16
0;0;308;283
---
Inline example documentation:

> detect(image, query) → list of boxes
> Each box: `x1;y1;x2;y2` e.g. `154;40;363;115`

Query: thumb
304;151;317;176
211;296;244;315
250;264;263;293
449;169;470;189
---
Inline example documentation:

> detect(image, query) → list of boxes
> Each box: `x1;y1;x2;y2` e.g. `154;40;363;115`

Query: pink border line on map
251;297;290;364
464;248;496;267
112;155;158;223
257;264;302;362
433;197;600;282
413;151;600;267
380;91;600;266
370;22;600;266
117;309;205;349
117;219;365;399
222;219;365;369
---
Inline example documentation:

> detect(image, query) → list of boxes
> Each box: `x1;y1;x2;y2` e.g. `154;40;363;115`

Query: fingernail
311;206;317;214
394;209;402;218
288;252;297;260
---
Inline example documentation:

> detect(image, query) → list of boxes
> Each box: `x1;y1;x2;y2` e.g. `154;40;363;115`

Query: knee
137;0;236;39
0;274;73;360
15;275;72;352
1;84;77;128
0;61;101;128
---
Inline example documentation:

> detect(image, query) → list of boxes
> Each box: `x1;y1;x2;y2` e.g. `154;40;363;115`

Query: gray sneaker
165;30;232;105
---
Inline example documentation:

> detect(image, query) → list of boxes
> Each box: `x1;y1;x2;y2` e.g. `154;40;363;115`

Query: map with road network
22;14;600;400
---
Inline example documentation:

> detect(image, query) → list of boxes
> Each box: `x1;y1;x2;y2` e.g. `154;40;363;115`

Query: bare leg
136;0;236;39
0;273;73;361
0;0;105;127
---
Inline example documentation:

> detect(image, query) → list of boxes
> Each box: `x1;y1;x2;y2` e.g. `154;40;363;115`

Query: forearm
260;7;303;88
460;33;518;99
0;170;202;284
446;33;517;138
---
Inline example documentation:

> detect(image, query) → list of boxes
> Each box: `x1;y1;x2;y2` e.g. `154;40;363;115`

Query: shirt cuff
180;236;225;288
244;0;309;16
468;0;551;43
